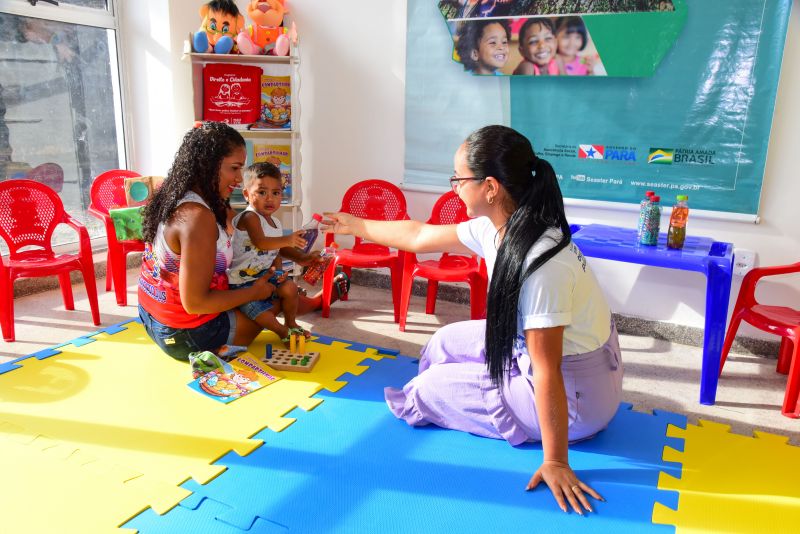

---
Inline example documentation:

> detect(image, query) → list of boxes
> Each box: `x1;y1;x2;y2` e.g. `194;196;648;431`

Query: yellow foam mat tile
652;420;800;533
0;322;386;516
0;422;190;533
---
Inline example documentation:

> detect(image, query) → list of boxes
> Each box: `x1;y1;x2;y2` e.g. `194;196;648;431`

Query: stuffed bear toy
193;0;246;54
236;0;290;56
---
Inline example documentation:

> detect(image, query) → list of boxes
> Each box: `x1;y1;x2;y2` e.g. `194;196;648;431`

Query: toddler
228;162;312;345
456;19;510;75
513;18;559;76
555;17;590;76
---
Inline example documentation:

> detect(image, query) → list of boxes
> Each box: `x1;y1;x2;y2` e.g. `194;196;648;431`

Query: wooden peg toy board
262;347;320;373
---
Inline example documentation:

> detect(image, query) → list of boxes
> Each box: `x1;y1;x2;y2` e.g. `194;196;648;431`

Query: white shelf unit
184;41;305;274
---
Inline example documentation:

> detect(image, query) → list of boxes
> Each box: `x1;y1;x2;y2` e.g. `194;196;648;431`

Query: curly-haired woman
138;122;346;360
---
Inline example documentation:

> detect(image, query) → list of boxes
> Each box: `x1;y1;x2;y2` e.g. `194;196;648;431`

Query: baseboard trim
10;252;143;299
348;269;781;359
12;259;780;359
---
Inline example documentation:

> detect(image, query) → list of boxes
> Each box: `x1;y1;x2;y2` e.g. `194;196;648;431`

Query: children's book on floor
248;74;291;129
188;352;282;404
253;142;292;203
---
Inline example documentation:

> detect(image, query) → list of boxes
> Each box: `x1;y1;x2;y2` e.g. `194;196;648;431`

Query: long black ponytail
464;125;572;386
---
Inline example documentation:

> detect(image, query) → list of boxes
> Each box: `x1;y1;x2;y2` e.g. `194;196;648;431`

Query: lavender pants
384;320;623;445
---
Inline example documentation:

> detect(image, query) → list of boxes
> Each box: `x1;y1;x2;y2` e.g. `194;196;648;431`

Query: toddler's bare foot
286;324;311;339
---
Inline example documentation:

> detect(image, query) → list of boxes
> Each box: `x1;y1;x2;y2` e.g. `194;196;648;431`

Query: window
0;0;125;250
58;1;108;8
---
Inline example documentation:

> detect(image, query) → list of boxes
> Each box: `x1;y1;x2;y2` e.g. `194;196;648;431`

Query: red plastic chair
88;169;143;306
0;179;100;342
719;261;800;418
397;191;487;331
321;179;409;321
26;163;64;192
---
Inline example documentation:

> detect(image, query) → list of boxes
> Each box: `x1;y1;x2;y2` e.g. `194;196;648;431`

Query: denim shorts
138;305;236;361
230;276;282;321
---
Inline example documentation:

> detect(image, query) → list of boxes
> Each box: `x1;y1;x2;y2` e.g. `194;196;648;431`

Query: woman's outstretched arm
323;212;473;255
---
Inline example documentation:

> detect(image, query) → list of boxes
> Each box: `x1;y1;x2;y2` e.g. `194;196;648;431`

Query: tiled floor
2;266;797;444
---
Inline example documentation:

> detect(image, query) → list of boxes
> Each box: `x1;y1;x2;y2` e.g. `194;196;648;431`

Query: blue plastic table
570;224;734;405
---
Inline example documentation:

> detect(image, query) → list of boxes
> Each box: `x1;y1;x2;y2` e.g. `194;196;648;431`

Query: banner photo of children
438;0;674;20
453;16;606;76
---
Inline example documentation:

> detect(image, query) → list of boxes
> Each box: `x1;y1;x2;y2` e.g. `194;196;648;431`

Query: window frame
0;0;133;251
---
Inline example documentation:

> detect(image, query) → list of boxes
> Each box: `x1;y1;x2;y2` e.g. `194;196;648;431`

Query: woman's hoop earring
488;196;494;205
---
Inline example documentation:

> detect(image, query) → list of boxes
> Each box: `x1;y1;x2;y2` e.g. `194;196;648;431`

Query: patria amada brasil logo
648;147;716;165
648;148;674;164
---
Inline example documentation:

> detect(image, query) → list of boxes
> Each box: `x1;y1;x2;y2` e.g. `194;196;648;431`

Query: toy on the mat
263;334;319;372
189;350;226;379
193;0;245;54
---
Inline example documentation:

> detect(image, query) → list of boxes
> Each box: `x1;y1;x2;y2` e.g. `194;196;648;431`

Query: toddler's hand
252;276;276;300
310;251;326;265
288;230;307;249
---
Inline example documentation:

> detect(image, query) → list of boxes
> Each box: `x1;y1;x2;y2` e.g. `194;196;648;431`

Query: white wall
122;1;800;339
117;0;184;176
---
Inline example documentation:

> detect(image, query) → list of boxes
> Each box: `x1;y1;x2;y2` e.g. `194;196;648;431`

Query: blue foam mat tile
310;334;401;356
0;357;31;375
100;318;140;335
0;349;60;376
0;319;137;377
65;334;100;348
29;346;64;360
177;490;205;511
161;356;683;533
124;495;287;534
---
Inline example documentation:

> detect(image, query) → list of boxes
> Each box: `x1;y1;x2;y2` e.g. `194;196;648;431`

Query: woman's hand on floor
526;459;603;515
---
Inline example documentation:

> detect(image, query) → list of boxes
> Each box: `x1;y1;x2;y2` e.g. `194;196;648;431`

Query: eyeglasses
449;175;483;193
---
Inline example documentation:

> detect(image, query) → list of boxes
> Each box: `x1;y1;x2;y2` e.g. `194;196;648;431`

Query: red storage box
203;63;261;124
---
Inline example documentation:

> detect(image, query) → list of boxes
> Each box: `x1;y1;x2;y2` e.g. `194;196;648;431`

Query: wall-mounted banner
438;1;686;77
405;0;792;217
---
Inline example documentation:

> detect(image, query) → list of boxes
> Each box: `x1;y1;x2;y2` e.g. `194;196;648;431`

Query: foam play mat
2;320;798;533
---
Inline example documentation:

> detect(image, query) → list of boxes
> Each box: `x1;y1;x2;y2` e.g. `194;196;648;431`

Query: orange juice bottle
667;195;689;250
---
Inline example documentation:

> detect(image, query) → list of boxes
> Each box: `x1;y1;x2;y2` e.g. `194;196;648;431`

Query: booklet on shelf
248;74;291;130
203;63;262;125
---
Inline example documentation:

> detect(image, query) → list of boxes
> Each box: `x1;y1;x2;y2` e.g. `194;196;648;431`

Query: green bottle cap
677;195;688;201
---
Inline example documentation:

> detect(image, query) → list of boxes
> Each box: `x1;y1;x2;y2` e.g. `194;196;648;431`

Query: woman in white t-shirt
324;125;622;515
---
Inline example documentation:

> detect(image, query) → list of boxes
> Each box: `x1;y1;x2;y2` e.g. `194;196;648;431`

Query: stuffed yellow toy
192;0;246;54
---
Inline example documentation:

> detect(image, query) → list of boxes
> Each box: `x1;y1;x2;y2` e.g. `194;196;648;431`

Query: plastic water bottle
640;195;661;246
302;242;339;286
667;195;689;250
299;213;323;253
636;190;655;242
